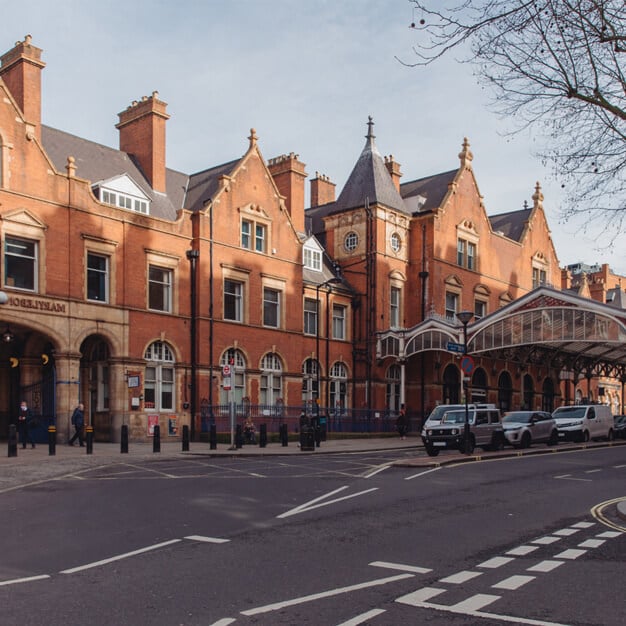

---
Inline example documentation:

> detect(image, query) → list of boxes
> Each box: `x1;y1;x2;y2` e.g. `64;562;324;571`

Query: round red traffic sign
460;355;474;375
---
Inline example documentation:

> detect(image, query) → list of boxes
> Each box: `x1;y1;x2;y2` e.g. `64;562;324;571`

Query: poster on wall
147;414;159;436
168;416;178;436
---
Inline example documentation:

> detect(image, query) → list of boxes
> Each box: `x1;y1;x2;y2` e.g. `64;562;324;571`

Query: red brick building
0;35;575;442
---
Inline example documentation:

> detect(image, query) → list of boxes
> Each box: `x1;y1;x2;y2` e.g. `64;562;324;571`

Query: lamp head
456;310;473;325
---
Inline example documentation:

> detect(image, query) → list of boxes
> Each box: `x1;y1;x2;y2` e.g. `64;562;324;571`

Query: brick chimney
116;92;169;193
267;153;307;232
310;172;336;207
384;155;402;192
0;35;46;141
560;268;572;291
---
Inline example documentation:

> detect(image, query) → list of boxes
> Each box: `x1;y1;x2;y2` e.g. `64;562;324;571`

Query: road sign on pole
460;355;475;375
447;341;465;353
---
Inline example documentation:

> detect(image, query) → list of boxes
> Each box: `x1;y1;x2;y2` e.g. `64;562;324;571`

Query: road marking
405;466;442;480
184;535;230;544
591;497;626;533
396;586;447;605
478;556;514;569
584;469;602;473
209;619;236;626
532;536;561;545
439;570;482;584
449;593;501;611
571;521;594;528
59;539;181;574
614;464;626;468
555;475;592;481
527;560;564;573
336;608;386;625
0;574;50;586
369;561;431;574
596;530;621;538
492;575;535;590
363;464;391;478
277;486;378;518
553;548;586;560
577;538;605;548
240;573;413;616
506;545;538;556
553;528;580;536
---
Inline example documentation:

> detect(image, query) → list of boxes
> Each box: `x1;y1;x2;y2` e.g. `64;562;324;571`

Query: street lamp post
457;310;473;454
186;249;199;442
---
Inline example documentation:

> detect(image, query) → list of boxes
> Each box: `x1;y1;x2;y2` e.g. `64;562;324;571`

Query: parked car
502;411;558;448
552;405;614;442
423;403;496;427
421;406;503;456
613;415;626;439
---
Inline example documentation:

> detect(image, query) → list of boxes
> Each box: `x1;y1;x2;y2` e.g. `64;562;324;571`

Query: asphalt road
1;446;624;625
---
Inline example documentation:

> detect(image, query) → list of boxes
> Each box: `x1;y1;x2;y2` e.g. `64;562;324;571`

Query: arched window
442;364;460;404
498;371;513;412
144;341;175;411
541;377;555;413
523;373;535;410
302;358;319;410
386;364;401;412
220;349;246;404
471;367;488;403
330;362;348;412
260;353;282;405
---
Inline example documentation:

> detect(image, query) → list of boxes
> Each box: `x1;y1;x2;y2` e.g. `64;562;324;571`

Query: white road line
277;485;348;517
240;573;414;616
578;538;605;548
405;467;442;481
396;586;447;605
554;474;570;478
277;487;378;518
555;476;591;482
59;539;181;574
553;528;580;536
449;593;501;611
478;556;515;569
363;464;391;479
184;535;230;544
335;608;386;625
584;469;602;474
571;521;594;528
527;560;564;573
553;548;586;560
0;574;50;586
597;530;622;538
506;545;538;556
439;570;482;584
532;536;561;545
492;575;535;590
614;464;626;468
369;561;431;574
209;619;236;626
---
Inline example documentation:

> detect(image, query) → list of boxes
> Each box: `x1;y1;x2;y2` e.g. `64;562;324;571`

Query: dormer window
303;247;322;271
93;174;150;215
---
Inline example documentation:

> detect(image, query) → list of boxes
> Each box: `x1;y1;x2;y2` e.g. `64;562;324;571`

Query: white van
551;405;614;442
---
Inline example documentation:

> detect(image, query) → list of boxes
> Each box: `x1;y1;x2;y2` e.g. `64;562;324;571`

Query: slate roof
400;169;457;213
185;160;240;212
489;208;531;242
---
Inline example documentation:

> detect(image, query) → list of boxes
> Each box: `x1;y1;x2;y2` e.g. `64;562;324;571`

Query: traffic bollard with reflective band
8;424;17;457
48;425;56;456
153;424;161;453
86;425;94;454
182;424;190;451
121;424;129;453
259;423;267;448
209;424;217;450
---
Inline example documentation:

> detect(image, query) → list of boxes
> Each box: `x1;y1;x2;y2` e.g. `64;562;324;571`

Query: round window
390;232;401;252
344;232;358;252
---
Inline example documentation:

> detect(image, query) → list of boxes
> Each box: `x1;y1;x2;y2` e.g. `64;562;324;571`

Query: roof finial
248;128;258;148
366;116;375;140
458;137;473;168
532;181;544;210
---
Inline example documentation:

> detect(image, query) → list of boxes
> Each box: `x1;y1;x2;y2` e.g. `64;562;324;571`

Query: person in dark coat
396;403;408;440
17;400;35;449
68;403;85;447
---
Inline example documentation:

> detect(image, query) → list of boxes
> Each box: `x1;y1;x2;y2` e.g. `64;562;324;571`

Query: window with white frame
329;362;348;412
260;353;282;405
390;232;401;253
445;291;459;321
390;286;401;328
220;349;246;404
148;265;172;312
224;279;243;322
101;189;149;214
87;253;109;302
332;304;346;340
302;358;319;407
263;287;280;328
474;299;487;320
457;238;477;269
344;232;358;252
4;236;37;291
144;341;175;411
303;247;322;271
241;219;267;253
386;364;401;412
304;298;317;335
532;267;547;289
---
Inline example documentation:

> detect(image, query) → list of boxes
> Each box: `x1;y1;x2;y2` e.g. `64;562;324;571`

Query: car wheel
547;429;558;446
521;432;531;449
582;430;590;443
607;429;614;441
490;433;504;451
425;445;440;457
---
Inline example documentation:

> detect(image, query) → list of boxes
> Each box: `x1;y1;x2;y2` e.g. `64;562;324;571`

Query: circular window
390;232;401;252
344;232;358;252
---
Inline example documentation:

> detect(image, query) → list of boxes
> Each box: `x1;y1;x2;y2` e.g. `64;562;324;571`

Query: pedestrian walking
17;400;35;448
396;404;408;440
68;402;85;447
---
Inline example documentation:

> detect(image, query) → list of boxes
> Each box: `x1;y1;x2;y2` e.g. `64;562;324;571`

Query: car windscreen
553;407;586;419
502;412;533;424
428;405;461;421
441;411;467;424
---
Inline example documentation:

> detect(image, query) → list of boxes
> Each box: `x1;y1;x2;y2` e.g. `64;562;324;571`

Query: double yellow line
591;497;626;532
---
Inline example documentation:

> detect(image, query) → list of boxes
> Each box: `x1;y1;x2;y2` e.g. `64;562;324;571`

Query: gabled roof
333;117;408;214
185;159;239;212
400;169;457;214
489;207;531;242
41;125;186;220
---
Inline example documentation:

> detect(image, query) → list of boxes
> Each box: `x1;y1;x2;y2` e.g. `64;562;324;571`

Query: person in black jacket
68;403;85;447
17;400;35;449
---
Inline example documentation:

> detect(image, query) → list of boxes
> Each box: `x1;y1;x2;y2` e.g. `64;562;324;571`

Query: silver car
502;411;558;448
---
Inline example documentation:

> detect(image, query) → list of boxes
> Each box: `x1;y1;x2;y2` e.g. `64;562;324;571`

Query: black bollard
209;424;217;450
182;424;190;451
280;423;288;447
121;424;129;454
48;425;56;456
259;423;267;448
235;424;243;449
153;424;161;453
8;424;17;458
86;425;94;455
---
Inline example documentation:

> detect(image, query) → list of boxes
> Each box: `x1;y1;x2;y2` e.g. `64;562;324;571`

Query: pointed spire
532;181;544;210
248;128;258;148
458;137;473;169
366;115;375;140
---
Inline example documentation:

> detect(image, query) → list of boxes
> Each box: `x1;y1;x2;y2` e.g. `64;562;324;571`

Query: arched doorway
497;371;513;412
523;374;535;410
471;367;488;403
442;364;460;404
542;377;555;412
80;335;112;441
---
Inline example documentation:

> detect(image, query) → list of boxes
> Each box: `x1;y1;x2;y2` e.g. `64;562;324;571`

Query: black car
613;415;626;439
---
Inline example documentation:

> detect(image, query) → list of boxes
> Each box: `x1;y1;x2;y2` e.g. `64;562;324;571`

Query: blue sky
4;0;623;274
